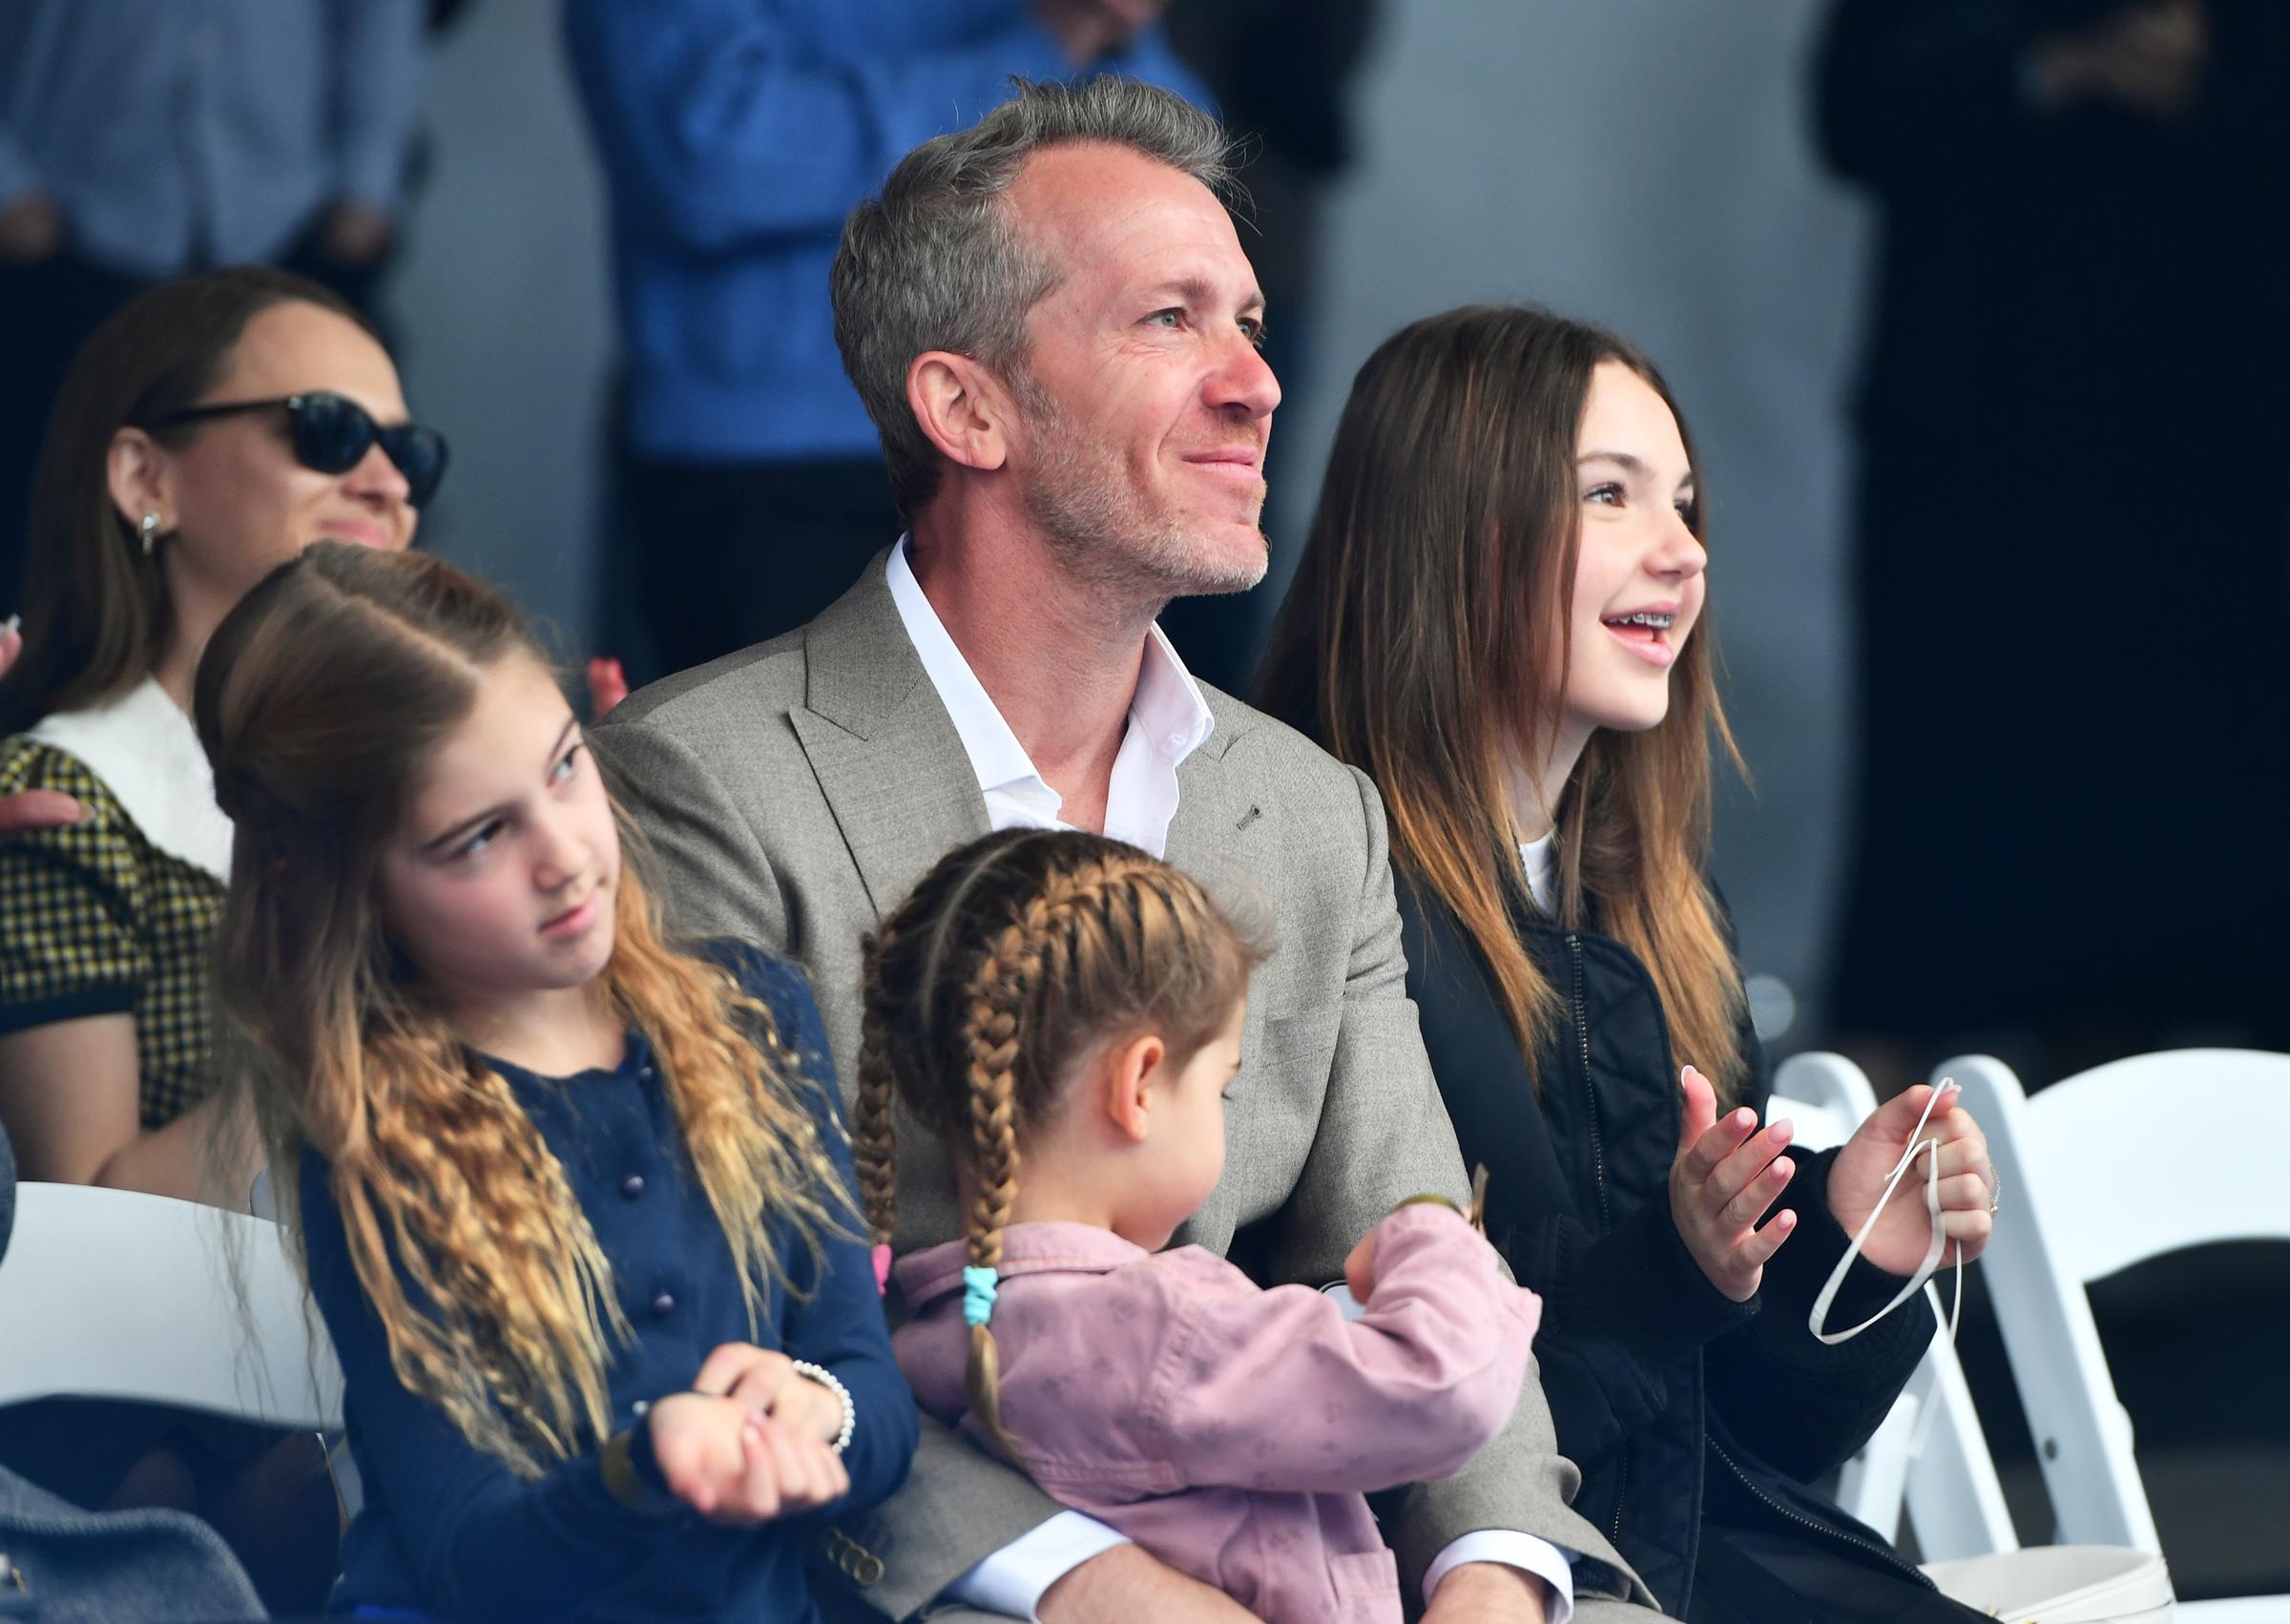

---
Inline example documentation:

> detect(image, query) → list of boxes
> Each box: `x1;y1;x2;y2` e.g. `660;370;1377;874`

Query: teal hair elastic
961;1264;1000;1327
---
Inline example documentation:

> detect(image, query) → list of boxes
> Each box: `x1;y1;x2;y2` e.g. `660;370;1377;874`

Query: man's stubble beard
1015;376;1268;604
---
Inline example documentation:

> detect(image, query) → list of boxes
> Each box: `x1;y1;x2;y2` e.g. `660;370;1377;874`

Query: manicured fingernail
1770;1119;1794;1143
1733;1109;1755;1128
2;613;18;634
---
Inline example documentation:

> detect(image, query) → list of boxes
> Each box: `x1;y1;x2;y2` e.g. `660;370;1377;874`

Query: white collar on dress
27;676;233;882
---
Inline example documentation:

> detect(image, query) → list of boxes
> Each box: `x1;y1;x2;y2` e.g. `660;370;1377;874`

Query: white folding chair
1949;1050;2290;1620
0;1181;350;1507
1768;1051;2017;1561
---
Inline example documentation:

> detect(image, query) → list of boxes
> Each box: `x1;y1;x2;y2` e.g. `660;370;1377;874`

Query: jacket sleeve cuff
1526;1196;1757;1367
1425;1533;1575;1623
943;1511;1130;1621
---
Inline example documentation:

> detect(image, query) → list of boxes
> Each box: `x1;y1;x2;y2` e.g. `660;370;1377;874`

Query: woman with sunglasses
0;265;443;1210
0;265;440;1609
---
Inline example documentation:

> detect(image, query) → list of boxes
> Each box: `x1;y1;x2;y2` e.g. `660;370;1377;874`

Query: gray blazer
592;554;1661;1621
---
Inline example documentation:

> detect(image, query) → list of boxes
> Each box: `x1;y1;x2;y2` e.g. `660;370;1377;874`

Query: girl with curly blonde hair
860;826;1542;1624
196;542;915;1621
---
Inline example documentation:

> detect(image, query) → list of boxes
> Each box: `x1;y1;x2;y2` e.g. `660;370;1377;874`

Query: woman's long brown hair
2;267;371;736
197;543;849;1476
853;828;1265;1453
1259;305;1749;1098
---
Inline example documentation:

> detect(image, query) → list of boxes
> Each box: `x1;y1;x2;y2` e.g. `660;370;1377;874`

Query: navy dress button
650;1292;676;1318
620;1174;646;1198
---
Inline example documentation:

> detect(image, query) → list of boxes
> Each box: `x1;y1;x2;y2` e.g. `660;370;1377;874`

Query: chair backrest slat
2013;1050;2290;1283
0;1181;342;1431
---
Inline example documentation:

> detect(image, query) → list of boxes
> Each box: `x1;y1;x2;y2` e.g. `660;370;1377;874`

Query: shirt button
620;1174;645;1199
1166;732;1186;751
637;1064;656;1082
632;1399;651;1418
650;1292;676;1318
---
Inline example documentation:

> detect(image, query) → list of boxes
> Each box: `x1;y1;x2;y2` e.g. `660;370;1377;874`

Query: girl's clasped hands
647;1343;851;1523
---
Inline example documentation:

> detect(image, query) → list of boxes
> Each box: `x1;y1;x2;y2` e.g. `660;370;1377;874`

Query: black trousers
613;449;901;686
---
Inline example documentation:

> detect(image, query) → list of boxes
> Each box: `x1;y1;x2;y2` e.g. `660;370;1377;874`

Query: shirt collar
885;536;1217;817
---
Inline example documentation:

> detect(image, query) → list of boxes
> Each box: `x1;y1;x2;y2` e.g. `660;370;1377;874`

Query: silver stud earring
138;511;161;556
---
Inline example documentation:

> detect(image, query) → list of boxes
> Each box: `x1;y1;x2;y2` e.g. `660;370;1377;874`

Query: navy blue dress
301;942;916;1622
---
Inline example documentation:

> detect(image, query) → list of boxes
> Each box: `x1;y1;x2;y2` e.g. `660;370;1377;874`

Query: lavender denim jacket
892;1203;1542;1624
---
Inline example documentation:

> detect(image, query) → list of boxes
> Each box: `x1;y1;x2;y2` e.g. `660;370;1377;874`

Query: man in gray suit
593;77;1663;1624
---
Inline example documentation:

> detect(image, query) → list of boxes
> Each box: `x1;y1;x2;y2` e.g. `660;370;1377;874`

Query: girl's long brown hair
197;543;848;1476
1260;305;1749;1098
853;828;1264;1452
2;267;372;736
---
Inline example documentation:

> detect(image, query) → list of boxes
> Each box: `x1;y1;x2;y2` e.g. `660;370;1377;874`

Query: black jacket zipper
1567;932;1629;1539
1709;1437;1936;1589
1565;933;1611;1234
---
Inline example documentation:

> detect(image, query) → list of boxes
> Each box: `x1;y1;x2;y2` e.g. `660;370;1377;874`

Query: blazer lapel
1165;696;1281;1251
791;555;991;919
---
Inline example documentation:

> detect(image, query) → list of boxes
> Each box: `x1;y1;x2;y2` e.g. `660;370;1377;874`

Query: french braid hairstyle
855;828;1267;1453
197;543;851;1478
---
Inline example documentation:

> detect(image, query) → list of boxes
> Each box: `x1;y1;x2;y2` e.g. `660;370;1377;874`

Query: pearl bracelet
790;1360;855;1456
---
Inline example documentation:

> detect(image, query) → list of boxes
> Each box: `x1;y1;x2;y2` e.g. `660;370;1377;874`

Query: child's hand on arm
1344;1193;1464;1307
693;1341;847;1446
1342;1227;1379;1305
646;1393;850;1523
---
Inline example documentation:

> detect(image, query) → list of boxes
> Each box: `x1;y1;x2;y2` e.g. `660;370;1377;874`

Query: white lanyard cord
1805;1083;1964;1456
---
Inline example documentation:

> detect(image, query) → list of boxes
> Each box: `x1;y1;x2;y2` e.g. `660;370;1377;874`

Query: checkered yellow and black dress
0;738;222;1129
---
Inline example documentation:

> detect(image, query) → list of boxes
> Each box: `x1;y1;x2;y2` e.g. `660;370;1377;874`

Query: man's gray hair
831;77;1236;517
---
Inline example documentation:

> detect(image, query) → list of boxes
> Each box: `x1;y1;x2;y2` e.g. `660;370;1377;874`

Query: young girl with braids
194;542;915;1622
859;827;1543;1624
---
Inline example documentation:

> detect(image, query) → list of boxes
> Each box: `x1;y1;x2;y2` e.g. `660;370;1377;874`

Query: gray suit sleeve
590;711;787;947
1304;769;1660;1611
592;709;1073;1615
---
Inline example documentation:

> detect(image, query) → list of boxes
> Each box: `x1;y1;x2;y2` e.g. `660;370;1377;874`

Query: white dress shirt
888;539;1575;1621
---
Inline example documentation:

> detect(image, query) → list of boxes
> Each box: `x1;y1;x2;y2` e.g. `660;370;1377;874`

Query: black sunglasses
145;391;448;509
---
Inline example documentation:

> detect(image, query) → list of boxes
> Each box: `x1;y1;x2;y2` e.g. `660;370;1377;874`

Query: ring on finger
1987;1167;2002;1215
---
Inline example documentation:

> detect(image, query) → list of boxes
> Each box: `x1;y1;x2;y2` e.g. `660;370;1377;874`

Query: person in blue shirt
192;539;916;1621
560;0;1209;682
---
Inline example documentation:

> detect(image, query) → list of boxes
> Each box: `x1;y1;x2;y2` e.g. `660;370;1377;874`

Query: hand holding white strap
1807;1081;1964;1355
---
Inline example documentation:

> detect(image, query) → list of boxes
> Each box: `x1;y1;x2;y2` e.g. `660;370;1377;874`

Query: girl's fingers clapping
1829;1082;2000;1272
1670;1066;1798;1302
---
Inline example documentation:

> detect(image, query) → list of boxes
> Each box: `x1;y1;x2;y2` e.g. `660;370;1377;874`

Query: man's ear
1097;1031;1167;1145
906;350;1014;478
108;427;175;533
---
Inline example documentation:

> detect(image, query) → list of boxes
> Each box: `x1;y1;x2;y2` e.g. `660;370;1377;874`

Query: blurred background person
0;0;427;610
562;0;1209;685
1817;0;2290;1080
1157;0;1380;692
